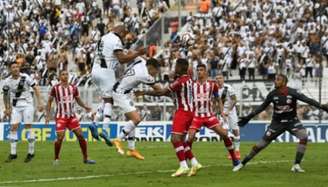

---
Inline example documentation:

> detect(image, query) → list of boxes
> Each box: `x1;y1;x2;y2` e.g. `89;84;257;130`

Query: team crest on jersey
266;131;272;137
286;99;292;104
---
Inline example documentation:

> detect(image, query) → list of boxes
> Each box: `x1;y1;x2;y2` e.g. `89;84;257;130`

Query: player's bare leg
211;125;240;167
24;123;35;163
6;123;19;163
73;128;96;164
185;129;202;177
171;133;190;177
291;128;307;172
53;131;65;165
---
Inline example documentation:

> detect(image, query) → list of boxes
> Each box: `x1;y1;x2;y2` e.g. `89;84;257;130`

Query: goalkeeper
233;74;328;173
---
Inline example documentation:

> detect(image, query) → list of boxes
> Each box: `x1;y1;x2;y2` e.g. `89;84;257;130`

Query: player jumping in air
234;74;328;172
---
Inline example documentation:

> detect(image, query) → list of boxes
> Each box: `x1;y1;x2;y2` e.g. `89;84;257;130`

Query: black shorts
263;119;305;141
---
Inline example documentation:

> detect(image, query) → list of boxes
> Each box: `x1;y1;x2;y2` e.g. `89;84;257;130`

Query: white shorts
112;92;136;114
222;111;239;130
91;64;116;98
11;105;34;124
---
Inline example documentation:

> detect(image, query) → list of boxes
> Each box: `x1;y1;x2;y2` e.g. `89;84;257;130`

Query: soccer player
109;58;160;160
45;70;95;164
136;58;201;177
2;62;44;163
89;25;145;145
233;74;328;172
186;64;240;176
216;74;241;159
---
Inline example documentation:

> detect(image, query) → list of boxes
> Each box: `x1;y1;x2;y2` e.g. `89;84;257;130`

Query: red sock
78;137;88;160
184;142;194;160
54;140;62;160
172;141;186;162
223;137;237;161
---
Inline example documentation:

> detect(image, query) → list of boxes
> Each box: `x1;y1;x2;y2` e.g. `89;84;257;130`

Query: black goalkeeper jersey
248;87;324;122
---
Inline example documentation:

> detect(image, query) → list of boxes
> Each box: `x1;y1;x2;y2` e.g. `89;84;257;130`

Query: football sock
223;137;237;161
184;142;198;166
9;131;18;155
54;140;62;160
242;139;270;165
127;129;136;150
233;135;240;151
172;141;188;168
295;138;307;164
118;120;136;139
27;128;35;155
77;135;88;160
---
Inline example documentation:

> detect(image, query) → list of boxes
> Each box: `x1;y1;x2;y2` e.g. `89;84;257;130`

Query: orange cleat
126;149;145;160
112;139;125;155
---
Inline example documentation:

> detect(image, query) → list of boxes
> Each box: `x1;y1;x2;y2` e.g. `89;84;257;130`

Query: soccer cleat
291;164;305;173
112;139;124;155
233;159;241;167
126;149;145;160
187;163;203;177
171;167;189;177
84;159;96;164
99;132;113;146
53;159;60;166
89;123;100;140
24;154;35;163
5;154;17;163
232;163;244;172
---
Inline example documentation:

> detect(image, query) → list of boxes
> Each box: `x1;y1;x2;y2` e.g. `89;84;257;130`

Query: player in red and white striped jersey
136;58;201;177
186;64;240;176
45;70;95;165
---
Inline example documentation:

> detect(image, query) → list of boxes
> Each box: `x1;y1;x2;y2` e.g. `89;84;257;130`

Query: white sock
191;157;199;166
102;102;112;131
234;136;241;151
180;160;188;168
9;131;18;155
127;129;136;150
103;117;110;131
27;129;35;155
118;120;136;139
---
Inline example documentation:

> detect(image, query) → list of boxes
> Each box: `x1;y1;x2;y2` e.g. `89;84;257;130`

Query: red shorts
172;110;194;135
55;117;80;132
190;115;220;130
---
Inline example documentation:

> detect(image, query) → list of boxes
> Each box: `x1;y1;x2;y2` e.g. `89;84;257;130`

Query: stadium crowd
0;0;168;87
158;0;328;82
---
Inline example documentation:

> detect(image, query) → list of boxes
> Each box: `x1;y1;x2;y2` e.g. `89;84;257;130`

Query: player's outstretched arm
33;85;44;112
114;47;146;64
238;91;273;127
293;90;328;112
2;85;11;117
135;83;170;97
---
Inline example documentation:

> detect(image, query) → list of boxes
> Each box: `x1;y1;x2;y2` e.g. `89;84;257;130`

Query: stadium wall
0;121;328;143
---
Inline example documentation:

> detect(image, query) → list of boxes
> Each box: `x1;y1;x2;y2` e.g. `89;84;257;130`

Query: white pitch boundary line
0;160;291;185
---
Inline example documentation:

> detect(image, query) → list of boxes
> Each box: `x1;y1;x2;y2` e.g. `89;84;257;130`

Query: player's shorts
263;119;305;141
190;115;220;131
222;111;238;130
112;92;136;114
55;117;80;132
91;63;116;98
172;110;194;135
11;105;34;124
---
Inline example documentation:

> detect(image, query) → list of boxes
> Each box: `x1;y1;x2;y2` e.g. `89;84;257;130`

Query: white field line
0;160;291;185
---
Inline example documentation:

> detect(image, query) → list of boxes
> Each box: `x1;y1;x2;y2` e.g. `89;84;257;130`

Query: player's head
59;70;69;84
215;73;225;86
274;74;288;88
196;63;207;80
146;58;160;77
112;25;129;39
175;58;189;76
9;61;20;77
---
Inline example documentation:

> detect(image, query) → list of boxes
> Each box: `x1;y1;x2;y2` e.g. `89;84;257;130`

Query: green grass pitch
0;141;327;187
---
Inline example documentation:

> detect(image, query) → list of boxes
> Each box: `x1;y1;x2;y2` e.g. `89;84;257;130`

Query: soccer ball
180;32;195;46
